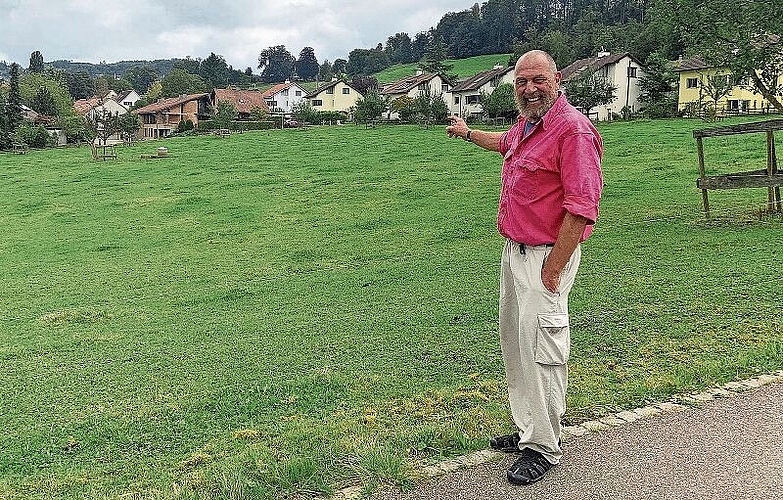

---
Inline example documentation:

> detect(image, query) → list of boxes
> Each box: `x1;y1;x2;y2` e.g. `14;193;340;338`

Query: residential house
115;89;142;109
381;72;452;119
449;65;514;117
261;81;309;114
133;93;211;139
560;51;646;120
673;56;780;116
306;79;363;114
73;96;128;120
212;88;270;119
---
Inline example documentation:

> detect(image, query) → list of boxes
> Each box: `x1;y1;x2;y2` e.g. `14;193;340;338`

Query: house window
442;84;449;92
295;90;302;96
312;99;323;106
418;83;427;91
268;100;278;107
283;90;289;96
466;95;480;105
686;78;698;88
627;67;637;78
490;77;500;88
342;88;350;94
454;96;460;105
326;88;334;94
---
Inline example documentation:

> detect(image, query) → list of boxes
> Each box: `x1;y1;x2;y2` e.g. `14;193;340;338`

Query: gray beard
515;93;556;121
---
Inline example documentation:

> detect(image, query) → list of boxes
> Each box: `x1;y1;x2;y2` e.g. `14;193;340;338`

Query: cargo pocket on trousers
534;313;570;365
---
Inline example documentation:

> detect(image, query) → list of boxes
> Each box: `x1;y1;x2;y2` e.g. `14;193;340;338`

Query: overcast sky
0;0;479;70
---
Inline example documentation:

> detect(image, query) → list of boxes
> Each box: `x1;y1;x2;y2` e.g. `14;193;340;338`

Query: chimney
493;63;504;70
415;69;424;76
597;48;610;58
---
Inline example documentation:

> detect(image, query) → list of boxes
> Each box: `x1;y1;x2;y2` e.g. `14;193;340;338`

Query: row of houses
72;51;783;140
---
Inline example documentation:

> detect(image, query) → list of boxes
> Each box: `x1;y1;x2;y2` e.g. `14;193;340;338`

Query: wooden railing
694;119;783;218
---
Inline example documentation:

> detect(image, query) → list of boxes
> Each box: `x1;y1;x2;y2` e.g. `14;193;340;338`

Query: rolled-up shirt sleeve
560;132;603;224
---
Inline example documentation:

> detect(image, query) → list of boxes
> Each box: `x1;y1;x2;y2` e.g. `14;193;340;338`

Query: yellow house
674;56;781;116
306;79;363;114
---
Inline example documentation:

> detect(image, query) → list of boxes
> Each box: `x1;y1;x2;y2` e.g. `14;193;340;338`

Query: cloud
0;0;478;69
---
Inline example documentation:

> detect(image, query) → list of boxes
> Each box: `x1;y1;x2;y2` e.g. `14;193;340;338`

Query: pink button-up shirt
497;94;603;245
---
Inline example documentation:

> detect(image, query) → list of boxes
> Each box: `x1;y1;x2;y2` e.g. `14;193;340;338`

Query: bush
177;119;195;132
15;123;55;148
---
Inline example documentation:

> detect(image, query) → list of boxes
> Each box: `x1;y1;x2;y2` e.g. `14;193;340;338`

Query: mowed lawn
1;119;781;499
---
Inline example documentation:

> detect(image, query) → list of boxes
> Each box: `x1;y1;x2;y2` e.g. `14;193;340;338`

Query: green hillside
374;53;513;83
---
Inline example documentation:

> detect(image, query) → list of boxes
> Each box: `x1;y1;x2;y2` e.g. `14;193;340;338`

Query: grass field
1;118;781;499
374;54;513;83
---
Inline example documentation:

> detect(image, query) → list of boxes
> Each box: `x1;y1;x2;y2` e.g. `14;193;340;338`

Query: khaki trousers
499;239;581;464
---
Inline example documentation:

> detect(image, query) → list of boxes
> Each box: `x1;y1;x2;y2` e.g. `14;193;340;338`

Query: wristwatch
466;130;472;142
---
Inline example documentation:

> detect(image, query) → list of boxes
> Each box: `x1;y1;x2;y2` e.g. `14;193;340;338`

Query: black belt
518;243;554;255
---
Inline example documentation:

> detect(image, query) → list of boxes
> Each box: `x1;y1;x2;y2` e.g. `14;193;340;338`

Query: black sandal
506;448;554;485
489;432;521;453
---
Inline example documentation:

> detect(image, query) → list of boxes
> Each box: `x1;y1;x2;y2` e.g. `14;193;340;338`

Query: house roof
213;88;270;114
73;97;101;115
114;89;136;103
672;56;712;72
261;82;298;98
451;66;513;92
560;52;640;81
134;93;209;115
381;73;442;95
305;79;362;98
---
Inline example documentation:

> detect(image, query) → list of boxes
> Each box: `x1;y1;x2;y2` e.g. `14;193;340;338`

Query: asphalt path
372;382;783;500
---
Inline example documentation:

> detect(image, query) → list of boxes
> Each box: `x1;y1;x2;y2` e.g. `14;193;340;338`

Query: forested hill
357;0;683;74
47;59;176;79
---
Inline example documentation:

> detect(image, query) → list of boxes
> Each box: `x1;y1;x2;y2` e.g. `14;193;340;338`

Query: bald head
515;50;558;73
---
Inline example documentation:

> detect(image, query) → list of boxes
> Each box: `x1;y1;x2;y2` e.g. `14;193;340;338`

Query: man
446;50;603;485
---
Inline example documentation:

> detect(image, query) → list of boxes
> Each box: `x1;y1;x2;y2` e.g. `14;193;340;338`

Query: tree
637;52;679;118
29;51;44;73
350;76;378;96
200;52;229;89
213;101;236;129
65;71;95;100
161;69;206;97
6;63;24;133
385;33;414;64
697;72;736;121
117;112;141;142
332;58;348;76
124;66;159;94
391;96;417;122
295;47;319;81
318;60;334;82
21;73;78;117
31;86;59;116
85;109;120;145
173;57;201;75
480;83;517;119
563;73;617;117
413;87;448;126
258;45;295;83
660;0;783;110
354;89;387;123
346;48;389;76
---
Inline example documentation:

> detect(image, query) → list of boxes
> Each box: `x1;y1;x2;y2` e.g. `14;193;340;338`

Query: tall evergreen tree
7;63;23;132
199;53;229;89
29;51;44;73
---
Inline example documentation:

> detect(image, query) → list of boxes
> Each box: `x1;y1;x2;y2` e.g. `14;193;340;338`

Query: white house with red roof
261;81;309;113
449;64;514;117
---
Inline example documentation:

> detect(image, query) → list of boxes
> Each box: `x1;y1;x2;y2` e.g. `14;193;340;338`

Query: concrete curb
329;370;783;500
